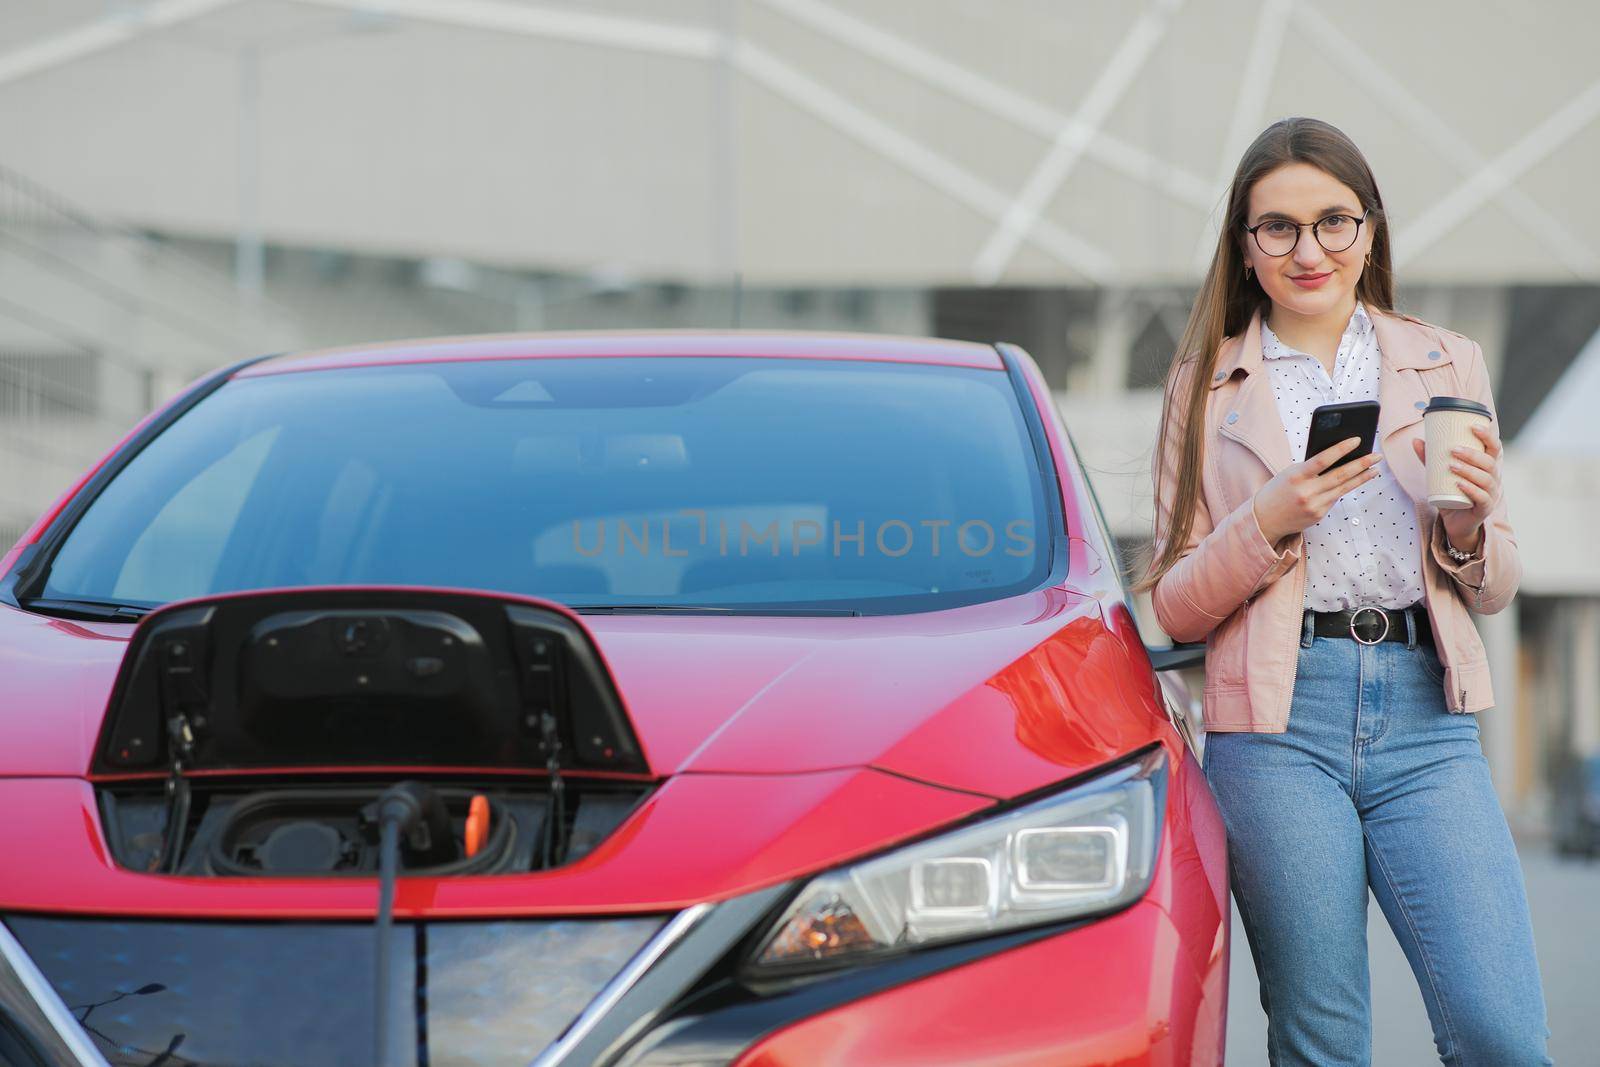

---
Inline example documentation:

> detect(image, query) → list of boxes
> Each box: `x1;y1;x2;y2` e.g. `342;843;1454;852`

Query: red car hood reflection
0;586;1160;800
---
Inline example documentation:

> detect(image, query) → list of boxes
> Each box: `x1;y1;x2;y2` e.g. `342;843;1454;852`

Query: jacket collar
1207;303;1452;391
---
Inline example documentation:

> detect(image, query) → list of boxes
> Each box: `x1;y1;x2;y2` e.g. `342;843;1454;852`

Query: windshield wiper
18;596;156;621
569;604;860;617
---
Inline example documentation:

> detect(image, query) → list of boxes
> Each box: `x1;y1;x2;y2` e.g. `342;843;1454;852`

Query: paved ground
1222;839;1600;1065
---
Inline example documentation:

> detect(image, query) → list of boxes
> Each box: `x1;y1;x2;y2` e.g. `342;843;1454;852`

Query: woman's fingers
1450;459;1497;495
1310;435;1364;472
1472;423;1503;457
1451;445;1496;473
1453;473;1491;510
1312;451;1380;492
1308;459;1380;513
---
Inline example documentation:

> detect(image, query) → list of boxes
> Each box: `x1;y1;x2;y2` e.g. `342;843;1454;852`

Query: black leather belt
1307;603;1431;646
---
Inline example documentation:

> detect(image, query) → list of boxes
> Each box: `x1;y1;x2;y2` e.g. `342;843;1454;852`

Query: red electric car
0;331;1225;1066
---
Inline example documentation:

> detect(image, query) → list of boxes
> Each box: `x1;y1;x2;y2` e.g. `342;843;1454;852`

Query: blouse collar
1260;300;1371;360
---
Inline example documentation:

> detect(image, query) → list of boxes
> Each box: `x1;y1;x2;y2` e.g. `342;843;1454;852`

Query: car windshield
39;356;1055;615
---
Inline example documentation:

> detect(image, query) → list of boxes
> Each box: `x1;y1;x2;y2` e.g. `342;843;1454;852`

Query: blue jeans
1202;612;1554;1066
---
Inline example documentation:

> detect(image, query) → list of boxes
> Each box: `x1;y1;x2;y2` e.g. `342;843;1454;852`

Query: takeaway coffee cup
1423;396;1493;509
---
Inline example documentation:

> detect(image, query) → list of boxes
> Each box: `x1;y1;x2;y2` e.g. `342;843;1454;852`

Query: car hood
0;585;1160;799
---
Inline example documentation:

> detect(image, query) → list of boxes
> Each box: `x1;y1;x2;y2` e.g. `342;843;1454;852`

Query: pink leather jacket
1150;307;1520;733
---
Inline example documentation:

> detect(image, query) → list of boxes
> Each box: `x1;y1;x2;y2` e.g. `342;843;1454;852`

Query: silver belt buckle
1349;605;1390;646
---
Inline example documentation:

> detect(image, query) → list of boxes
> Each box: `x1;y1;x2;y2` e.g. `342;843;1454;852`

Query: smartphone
1303;400;1380;469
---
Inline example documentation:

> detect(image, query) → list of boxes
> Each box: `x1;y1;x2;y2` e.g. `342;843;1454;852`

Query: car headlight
750;747;1166;972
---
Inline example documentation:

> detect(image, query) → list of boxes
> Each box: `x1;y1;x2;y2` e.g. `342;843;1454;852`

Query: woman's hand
1252;436;1383;544
1411;423;1502;553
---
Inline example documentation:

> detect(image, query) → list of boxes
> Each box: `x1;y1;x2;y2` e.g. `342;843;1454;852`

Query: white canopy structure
0;0;1596;287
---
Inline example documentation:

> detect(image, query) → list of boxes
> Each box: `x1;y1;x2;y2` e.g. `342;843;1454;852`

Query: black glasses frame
1245;209;1371;256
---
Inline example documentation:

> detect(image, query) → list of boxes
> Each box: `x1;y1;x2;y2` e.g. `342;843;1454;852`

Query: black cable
372;784;433;1067
543;775;566;869
414;923;430;1067
375;813;401;1067
540;712;567;867
157;775;190;874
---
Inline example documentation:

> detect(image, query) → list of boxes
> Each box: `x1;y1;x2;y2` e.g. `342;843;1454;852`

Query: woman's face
1242;162;1374;321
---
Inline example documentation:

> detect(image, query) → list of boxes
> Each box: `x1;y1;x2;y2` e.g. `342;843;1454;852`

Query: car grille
4;914;666;1067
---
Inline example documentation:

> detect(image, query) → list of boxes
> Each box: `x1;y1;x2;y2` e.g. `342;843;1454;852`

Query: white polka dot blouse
1260;302;1426;612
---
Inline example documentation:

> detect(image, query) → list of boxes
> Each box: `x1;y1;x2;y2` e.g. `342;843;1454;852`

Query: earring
1244;263;1253;278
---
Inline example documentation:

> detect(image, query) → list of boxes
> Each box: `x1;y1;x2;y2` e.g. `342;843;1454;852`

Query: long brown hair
1129;117;1396;596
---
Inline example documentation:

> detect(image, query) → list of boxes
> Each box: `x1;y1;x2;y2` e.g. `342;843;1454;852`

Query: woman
1133;117;1553;1065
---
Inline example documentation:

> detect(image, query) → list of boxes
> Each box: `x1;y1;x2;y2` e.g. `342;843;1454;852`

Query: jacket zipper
1283;548;1306;728
1468;568;1485;703
1419;582;1465;712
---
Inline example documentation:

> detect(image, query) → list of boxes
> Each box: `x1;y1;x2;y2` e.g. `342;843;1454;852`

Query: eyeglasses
1244;209;1370;256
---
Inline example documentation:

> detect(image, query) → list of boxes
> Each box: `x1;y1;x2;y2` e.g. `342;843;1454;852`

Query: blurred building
0;0;1597;827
